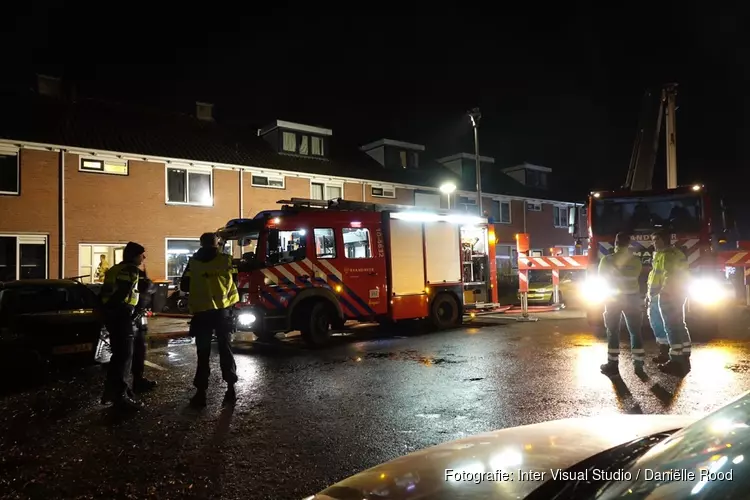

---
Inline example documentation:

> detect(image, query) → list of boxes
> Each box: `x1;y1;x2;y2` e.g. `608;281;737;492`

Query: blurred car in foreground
307;391;750;499
521;270;585;307
0;279;107;367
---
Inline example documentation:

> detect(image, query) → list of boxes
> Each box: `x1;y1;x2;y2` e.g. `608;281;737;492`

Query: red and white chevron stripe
518;255;587;270
518;269;529;292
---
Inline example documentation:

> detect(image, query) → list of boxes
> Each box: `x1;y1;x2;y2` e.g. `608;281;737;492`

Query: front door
311;224;387;318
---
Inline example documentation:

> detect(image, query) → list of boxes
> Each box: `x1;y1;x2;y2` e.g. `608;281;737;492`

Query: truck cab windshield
592;194;702;235
267;228;308;265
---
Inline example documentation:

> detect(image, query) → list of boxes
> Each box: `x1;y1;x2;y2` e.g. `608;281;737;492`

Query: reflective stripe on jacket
100;262;140;307
186;253;240;314
648;246;688;296
598;247;642;295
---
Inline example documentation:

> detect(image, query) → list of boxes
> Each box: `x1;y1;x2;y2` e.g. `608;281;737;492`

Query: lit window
371;186;396;198
343;228;371;259
282;132;296;152
311;137;324;156
311;181;342;201
80;157;129;176
251;174;284;188
166;167;213;206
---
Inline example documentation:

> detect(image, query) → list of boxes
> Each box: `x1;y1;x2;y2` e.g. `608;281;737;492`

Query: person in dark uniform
131;268;158;393
180;232;240;407
99;242;146;411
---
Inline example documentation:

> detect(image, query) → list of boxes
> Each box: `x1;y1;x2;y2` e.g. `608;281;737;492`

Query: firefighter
648;229;692;376
132;268;158;393
180;232;239;407
599;232;645;377
99;242;146;410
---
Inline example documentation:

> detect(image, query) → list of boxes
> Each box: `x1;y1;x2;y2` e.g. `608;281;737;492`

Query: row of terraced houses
0;75;586;286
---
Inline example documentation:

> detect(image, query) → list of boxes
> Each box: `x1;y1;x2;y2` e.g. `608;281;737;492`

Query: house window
166;238;231;284
490;200;511;224
526;201;542;211
342;228;371;259
0;234;48;281
311;137;324;156
166;167;213;206
371;186;396;198
251;174;284;189
553;206;569;228
282;132;297;152
79;157;128;176
311;181;342;201
0;153;19;195
314;228;336;259
79;243;126;284
399;151;407;168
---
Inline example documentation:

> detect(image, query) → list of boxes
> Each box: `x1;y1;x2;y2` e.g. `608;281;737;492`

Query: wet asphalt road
2;313;750;499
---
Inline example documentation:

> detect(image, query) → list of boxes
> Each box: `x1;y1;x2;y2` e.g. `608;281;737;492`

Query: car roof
0;279;83;288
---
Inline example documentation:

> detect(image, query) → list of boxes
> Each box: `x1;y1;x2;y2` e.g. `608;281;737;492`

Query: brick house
0;78;585;285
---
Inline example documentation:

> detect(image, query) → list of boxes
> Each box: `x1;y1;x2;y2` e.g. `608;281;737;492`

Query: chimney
196;102;214;121
37;74;62;98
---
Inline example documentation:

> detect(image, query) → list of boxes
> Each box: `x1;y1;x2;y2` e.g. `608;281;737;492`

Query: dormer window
282;131;325;157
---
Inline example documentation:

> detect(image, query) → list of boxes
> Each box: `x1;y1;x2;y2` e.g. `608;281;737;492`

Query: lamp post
440;182;456;209
468;107;482;215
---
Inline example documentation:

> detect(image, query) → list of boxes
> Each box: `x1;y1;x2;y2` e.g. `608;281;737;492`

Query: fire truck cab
217;198;498;346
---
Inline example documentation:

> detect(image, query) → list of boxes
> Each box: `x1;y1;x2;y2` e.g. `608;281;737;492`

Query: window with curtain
282;132;297;152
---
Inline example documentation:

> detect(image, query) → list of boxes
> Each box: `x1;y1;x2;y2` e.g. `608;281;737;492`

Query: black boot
113;393;143;412
634;362;646;378
133;378;157;394
652;344;669;364
190;389;207;408
600;361;620;377
223;384;237;406
658;359;689;377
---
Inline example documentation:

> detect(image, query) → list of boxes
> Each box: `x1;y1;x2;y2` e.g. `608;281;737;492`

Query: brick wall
0;149;60;277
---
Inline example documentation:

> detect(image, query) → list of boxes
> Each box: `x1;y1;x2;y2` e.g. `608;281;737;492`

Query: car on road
521;270;584;306
0;279;108;368
307;391;750;499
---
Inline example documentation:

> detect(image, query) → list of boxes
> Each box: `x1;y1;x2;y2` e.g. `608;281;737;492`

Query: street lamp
440;182;456;209
467;107;482;216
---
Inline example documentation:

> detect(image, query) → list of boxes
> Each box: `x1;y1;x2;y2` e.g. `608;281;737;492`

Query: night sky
2;4;746;204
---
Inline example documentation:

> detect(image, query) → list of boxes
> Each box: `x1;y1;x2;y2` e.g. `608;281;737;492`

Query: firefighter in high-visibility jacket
180;232;240;407
99;241;146;411
598;232;645;377
647;229;692;376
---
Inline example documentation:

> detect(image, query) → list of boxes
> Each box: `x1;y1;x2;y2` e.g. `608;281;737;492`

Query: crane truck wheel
429;293;461;330
301;301;334;347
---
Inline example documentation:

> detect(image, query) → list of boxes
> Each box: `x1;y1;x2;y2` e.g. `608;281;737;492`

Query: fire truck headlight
689;278;729;306
237;313;256;326
580;276;615;304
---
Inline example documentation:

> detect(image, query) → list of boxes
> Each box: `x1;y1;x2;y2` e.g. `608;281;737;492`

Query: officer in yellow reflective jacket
99;242;146;411
647;229;691;376
598;232;645;377
180;232;240;407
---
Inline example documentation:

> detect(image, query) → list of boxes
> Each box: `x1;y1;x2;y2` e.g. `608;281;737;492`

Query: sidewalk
146;316;191;339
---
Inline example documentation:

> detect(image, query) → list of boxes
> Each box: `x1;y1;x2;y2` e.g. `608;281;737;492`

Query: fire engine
572;83;733;333
216;198;499;346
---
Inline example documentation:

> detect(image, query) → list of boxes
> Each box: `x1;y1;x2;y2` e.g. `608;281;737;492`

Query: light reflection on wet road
1;315;750;499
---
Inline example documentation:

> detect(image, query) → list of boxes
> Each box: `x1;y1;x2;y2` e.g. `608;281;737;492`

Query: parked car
0;279;108;368
521;269;585;306
308;390;750;499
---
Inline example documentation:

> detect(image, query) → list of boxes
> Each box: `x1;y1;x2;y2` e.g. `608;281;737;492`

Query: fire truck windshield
592;194;702;235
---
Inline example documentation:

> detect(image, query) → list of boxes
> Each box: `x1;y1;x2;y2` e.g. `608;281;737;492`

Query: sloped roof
0;92;460;189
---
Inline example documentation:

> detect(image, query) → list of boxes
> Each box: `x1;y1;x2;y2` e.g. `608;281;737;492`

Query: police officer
180;232;240;407
648;230;691;376
599;232;645;377
100;242;146;410
132;268;158;393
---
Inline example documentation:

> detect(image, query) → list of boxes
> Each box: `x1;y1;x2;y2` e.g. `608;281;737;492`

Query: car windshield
592;194;702;236
529;270;551;284
0;284;96;316
596;391;750;499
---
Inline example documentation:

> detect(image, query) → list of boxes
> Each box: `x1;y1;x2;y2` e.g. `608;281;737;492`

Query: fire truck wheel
301;301;334;346
430;293;461;330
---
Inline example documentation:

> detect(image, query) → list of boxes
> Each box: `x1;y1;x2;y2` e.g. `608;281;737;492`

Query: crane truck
572;83;733;335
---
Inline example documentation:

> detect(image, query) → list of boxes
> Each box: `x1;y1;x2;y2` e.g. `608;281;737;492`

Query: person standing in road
648;230;692;376
180;232;240;407
99;242;146;411
132;268;158;393
599;232;645;377
646;242;671;364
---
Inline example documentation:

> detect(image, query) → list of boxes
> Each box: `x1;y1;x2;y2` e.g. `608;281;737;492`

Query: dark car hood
3;309;102;340
309;414;697;500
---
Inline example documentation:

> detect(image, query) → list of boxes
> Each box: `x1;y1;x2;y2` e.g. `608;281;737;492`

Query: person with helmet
180;232;240;407
599;232;645;377
648;229;692;376
99;242;146;411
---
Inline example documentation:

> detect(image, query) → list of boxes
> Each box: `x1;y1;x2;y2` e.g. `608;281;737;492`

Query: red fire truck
216;198;499;346
574;84;733;333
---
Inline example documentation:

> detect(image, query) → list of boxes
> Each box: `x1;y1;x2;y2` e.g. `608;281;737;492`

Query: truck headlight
689;278;730;306
237;313;257;326
580;276;615;304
